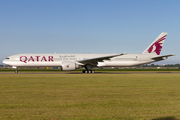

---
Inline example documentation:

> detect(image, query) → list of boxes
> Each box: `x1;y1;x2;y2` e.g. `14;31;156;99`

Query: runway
0;72;180;74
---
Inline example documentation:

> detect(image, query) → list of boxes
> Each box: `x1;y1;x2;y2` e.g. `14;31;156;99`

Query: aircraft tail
142;32;167;55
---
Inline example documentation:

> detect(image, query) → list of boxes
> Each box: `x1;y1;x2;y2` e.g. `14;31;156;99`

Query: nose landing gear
15;70;18;74
12;66;18;74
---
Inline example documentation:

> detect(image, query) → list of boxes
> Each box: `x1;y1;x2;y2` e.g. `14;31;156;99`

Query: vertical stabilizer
142;32;167;55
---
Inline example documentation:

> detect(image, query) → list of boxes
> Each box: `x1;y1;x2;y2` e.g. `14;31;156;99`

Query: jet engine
61;61;78;71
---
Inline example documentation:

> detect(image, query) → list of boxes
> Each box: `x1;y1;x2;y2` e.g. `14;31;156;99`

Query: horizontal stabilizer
151;54;175;61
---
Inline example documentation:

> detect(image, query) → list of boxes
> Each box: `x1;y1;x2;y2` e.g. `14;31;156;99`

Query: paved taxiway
0;72;180;74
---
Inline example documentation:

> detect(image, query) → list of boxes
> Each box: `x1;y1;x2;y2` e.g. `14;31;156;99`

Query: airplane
3;32;175;73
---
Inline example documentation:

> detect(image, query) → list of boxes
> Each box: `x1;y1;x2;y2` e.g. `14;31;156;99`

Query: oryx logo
147;35;167;55
66;65;69;68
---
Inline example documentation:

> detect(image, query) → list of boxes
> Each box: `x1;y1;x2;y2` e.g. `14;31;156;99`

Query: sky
0;0;180;65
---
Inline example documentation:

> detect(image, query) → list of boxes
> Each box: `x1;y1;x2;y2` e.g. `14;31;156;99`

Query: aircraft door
138;56;141;62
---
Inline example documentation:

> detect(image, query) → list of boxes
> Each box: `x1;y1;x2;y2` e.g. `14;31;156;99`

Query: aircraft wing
152;54;175;61
78;53;124;65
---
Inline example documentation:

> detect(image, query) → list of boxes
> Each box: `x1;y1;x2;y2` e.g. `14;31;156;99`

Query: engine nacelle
61;61;78;71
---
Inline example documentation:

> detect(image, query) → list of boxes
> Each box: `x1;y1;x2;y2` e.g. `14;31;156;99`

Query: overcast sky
0;0;179;65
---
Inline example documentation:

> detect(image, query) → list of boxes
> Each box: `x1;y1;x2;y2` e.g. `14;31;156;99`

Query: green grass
0;74;180;119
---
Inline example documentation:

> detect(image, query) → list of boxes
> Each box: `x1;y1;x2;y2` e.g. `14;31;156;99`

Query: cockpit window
6;58;9;59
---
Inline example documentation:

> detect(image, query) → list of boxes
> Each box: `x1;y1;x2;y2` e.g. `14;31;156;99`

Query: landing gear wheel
82;70;95;74
15;70;18;74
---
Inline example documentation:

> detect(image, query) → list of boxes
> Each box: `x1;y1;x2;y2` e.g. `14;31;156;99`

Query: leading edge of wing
77;53;124;64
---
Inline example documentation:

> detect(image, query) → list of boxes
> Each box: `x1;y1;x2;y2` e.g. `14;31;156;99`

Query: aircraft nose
3;59;6;64
3;59;8;64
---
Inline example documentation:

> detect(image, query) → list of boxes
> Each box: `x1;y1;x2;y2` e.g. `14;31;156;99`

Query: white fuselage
2;32;174;72
3;53;156;68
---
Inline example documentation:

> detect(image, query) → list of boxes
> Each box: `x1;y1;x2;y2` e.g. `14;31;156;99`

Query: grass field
1;73;180;120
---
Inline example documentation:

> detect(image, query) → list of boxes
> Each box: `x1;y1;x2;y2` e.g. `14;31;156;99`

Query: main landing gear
82;64;95;73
